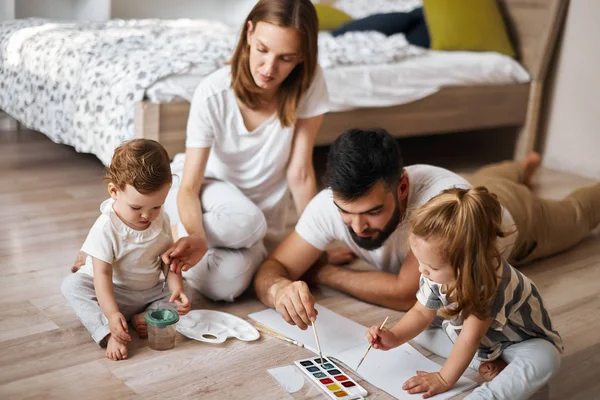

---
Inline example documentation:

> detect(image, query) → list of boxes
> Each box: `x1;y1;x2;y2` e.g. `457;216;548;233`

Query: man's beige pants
467;161;600;265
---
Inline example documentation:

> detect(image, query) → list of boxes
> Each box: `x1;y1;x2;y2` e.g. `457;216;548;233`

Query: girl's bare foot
70;251;87;273
520;151;542;187
132;312;148;338
478;358;507;382
105;335;129;361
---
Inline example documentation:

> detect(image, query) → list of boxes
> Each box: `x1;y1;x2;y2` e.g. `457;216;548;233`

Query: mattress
146;50;530;111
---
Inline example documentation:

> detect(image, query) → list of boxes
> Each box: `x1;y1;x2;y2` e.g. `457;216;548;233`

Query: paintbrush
311;319;324;364
160;256;170;292
254;324;304;348
356;316;389;370
254;321;286;336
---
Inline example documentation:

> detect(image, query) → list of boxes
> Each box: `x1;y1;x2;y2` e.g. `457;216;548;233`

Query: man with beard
253;128;600;330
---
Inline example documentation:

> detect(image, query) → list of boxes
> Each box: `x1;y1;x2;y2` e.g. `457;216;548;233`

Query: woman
161;0;328;301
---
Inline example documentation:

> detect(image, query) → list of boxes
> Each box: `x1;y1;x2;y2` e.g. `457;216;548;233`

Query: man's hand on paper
274;280;318;330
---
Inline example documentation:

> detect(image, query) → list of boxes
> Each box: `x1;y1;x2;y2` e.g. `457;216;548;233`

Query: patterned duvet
0;17;423;165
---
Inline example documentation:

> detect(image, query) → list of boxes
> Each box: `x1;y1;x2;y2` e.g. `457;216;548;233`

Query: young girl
62;139;190;361
366;187;563;399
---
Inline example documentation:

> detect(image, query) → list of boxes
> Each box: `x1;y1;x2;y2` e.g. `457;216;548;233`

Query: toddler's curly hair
104;139;172;194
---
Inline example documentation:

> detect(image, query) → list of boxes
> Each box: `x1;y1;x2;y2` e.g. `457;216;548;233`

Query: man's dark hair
324;128;403;201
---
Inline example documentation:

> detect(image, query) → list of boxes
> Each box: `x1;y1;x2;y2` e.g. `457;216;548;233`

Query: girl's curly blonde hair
409;187;507;320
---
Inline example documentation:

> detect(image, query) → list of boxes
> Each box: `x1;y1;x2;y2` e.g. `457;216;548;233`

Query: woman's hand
162;233;208;274
366;326;401;351
403;371;451;399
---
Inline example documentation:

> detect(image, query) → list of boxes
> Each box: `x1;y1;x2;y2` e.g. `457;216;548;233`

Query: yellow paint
326;384;341;391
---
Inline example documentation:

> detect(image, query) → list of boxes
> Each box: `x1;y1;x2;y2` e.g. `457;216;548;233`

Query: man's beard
348;202;402;251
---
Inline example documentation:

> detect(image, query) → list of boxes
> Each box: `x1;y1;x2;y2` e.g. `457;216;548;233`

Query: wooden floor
1;130;598;400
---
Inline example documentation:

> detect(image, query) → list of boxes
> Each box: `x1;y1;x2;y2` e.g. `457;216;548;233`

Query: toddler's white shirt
79;198;173;291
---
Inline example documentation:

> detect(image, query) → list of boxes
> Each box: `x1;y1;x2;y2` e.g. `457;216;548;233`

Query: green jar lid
145;308;179;328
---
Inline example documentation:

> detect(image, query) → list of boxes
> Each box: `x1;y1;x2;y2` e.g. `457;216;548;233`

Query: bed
135;0;568;161
0;0;568;165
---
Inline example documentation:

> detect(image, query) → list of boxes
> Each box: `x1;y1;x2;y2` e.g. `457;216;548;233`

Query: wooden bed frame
134;0;569;160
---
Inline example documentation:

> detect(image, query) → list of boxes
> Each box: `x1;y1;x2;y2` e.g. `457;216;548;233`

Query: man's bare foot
520;151;542;187
132;312;148;338
326;246;357;266
70;251;87;273
478;358;507;382
105;334;129;361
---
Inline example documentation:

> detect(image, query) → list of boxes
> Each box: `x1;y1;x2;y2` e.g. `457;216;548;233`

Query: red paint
334;375;348;381
320;378;334;385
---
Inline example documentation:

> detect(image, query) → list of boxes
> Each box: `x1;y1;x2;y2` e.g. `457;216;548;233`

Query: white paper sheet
249;304;477;399
251;304;367;354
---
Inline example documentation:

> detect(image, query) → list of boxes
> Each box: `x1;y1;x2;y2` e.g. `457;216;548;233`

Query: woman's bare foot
478;358;507;382
70;251;87;273
520;151;542;187
105;334;129;361
132;312;148;338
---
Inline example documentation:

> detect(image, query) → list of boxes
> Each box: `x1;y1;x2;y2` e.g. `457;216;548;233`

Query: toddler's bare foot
478;358;507;382
105;335;129;361
132;312;148;338
70;251;87;273
520;151;542;186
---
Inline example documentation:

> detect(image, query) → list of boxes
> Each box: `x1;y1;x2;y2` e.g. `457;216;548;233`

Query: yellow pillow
314;4;353;31
423;0;515;57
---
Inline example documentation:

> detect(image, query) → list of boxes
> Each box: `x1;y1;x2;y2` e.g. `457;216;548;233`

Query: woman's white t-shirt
78;199;173;291
184;65;329;223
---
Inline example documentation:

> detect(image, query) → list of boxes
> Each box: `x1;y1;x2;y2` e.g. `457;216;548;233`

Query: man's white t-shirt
78;199;174;291
295;165;517;274
183;65;329;230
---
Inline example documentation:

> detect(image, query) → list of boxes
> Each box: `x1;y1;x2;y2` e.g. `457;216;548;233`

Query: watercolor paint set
294;356;368;399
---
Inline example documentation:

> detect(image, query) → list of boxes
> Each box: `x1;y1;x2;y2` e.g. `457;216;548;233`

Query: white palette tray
176;310;260;344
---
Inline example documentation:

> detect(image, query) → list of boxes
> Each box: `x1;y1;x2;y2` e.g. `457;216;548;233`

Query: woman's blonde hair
409;187;507;320
104;139;172;194
230;0;319;127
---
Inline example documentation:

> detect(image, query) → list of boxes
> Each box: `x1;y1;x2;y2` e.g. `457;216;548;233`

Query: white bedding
0;10;530;166
328;0;424;18
0;18;238;166
147;50;530;111
148;0;530;109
